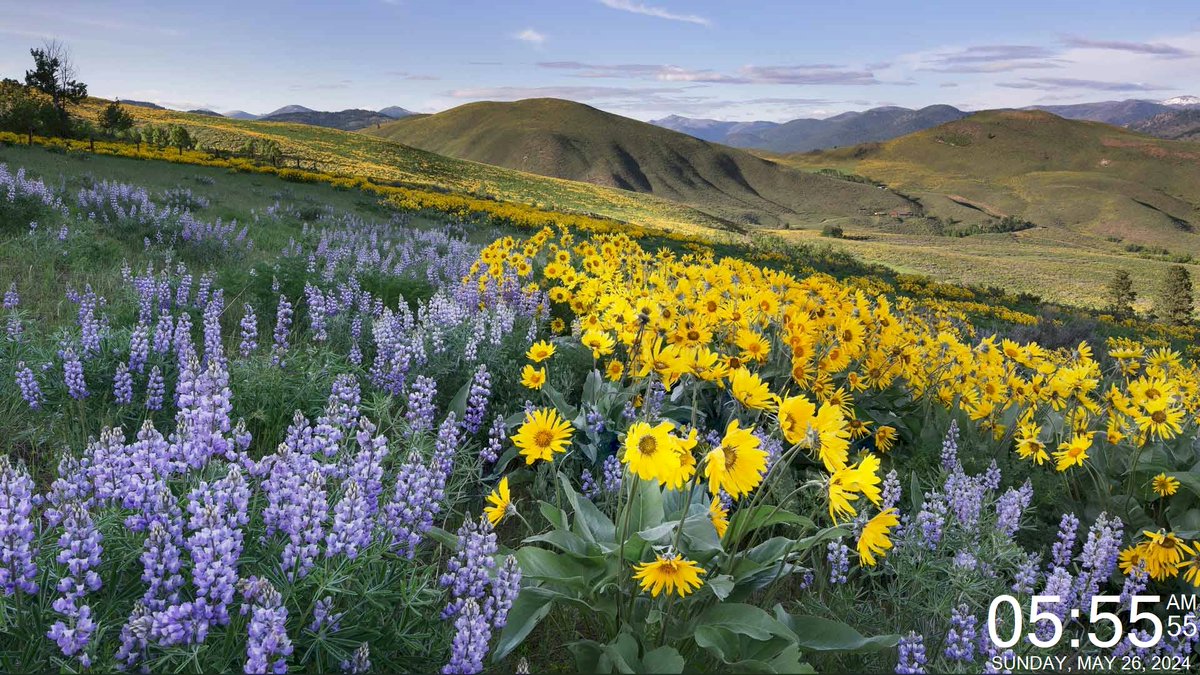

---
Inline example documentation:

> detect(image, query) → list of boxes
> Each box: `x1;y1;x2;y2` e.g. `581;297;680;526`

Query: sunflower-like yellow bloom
709;495;729;538
1053;434;1091;472
1131;530;1194;581
1152;473;1180;498
520;364;546;390
828;454;882;522
485;477;512;526
623;421;682;485
1180;547;1200;586
777;394;850;472
1014;422;1049;465
633;553;706;597
704;420;767;498
526;340;556;362
581;329;616;359
1135;399;1184;441
857;507;900;566
513;407;574;465
874;426;898;453
729;367;775;411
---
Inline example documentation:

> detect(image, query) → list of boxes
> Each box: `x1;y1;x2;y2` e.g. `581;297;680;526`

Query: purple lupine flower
994;481;1032;538
153;313;174;354
443;598;490;675
176;272;193;308
63;348;88;399
462;364;491;435
77;287;102;357
47;502;104;661
944;604;977;662
129;321;151;373
405;375;438;437
310;596;343;634
914;491;947;550
580;470;598;499
1035;566;1074;642
827;540;849;584
115;604;152;669
601;455;623;495
584;406;606;436
481;415;505;464
982;460;1001;491
384;423;452;559
1050;513;1080;569
348;315;363;365
272;294;293;366
202;288;225;364
2;283;17;309
342;643;371;675
174;311;195;361
185;466;247;628
313;374;361;456
15;362;41;410
881;470;901;510
485;554;521;630
195;272;213;310
1075;512;1123;610
952;549;977;571
147;599;212;647
944;470;985;531
305;283;328;342
145;365;165;411
140;519;184;612
239;303;258;357
326;422;388;560
1012;552;1041;595
5;312;20;341
896;632;927;674
1120;562;1148;610
113;362;134;405
940;419;960;473
0;456;39;596
242;577;292;675
440;515;499;619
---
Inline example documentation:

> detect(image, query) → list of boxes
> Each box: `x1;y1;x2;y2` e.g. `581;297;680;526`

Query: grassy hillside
363;98;912;228
71;98;736;237
770;110;1200;307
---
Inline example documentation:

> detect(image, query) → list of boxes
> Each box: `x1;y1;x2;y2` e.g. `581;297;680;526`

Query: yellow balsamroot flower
1136;530;1194;581
527;340;556;362
1180;547;1200;586
1134;399;1185;441
632;553;706;598
520;365;547;390
874;426;898;453
623;421;681;484
581;329;616;359
709;495;729;538
847;416;873;440
1152;473;1180;497
704;420;767;498
857;507;900;566
550;317;566;334
1053;434;1091;472
777;394;850;472
1014;422;1049;466
485;477;513;526
513;407;574;465
827;454;883;522
735;328;771;363
664;429;699;490
604;359;624;381
729;367;776;410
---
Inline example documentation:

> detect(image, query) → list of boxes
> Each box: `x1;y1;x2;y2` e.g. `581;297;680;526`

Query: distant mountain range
652;96;1200;153
652;105;969;153
211;105;417;130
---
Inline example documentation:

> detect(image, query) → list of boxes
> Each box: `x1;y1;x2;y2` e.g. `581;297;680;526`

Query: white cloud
597;0;710;27
513;28;546;45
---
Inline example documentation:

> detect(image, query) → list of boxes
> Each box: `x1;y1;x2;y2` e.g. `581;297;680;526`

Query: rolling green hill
362;98;913;229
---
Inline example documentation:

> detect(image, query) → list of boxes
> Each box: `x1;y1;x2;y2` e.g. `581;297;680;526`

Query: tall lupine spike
202;287;225;365
442;598;490;675
272;294;293;367
405;375;437;437
15;362;42;410
153;312;174;354
383;415;457;559
348;315;363;365
0;456;39;596
239;302;258;357
462;364;491;435
63;348;88;400
481;414;505;465
440;515;498;620
305;282;328;342
145;365;165;411
184;466;247;630
484;555;522;630
77;286;102;358
241;577;293;675
113;362;134;405
128;321;150;373
47;502;104;665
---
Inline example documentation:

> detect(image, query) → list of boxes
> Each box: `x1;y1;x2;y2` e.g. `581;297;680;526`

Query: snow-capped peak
1162;95;1200;107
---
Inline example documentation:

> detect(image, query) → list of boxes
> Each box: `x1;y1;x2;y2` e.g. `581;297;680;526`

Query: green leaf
425;526;457;549
603;633;640;674
558;473;616;543
706;573;734;600
727;507;814;545
542;382;579;420
695;603;793;642
627;478;665;536
642;646;685;673
772;607;900;653
523;529;592;557
1169;472;1200;501
582;368;604;404
636;521;677;543
539;501;568;531
492;587;557;662
447;377;471;422
694;625;739;663
516;547;598;585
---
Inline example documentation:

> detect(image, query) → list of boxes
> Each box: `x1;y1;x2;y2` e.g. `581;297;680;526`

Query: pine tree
1156;265;1194;326
99;100;133;135
1106;269;1136;318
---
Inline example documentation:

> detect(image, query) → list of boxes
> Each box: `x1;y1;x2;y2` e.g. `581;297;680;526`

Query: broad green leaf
636;521;677;543
492;587;557;662
642;646;685;674
627;479;666;538
706;573;734;600
694;625;739;663
772;607;900;653
516;546;599;584
695;603;793;641
523;529;592;557
603;633;640;674
559;472;616;543
727;506;814;545
539;501;568;531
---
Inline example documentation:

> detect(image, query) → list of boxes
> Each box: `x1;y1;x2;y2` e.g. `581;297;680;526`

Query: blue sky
1;0;1198;121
